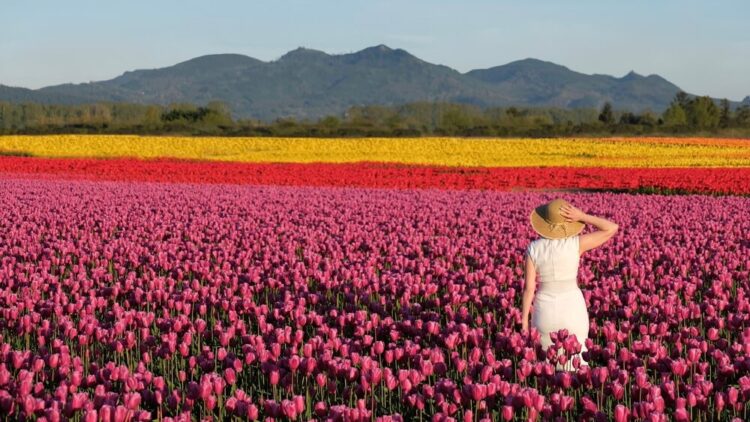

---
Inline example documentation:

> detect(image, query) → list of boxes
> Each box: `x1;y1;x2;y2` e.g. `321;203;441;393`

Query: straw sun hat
530;198;585;239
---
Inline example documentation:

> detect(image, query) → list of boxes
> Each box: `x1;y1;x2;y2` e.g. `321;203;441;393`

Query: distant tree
618;111;655;127
160;102;232;129
674;91;690;108
89;103;113;125
143;105;163;128
735;105;750;127
274;118;298;129
0;102;12;130
639;111;657;126
206;101;232;120
5;97;750;137
598;102;615;125
685;96;720;129
440;105;473;134
719;98;731;128
619;112;636;125
662;103;687;127
506;107;520;118
320;115;340;129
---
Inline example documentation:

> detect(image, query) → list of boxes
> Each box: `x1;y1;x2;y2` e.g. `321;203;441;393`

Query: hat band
545;219;568;236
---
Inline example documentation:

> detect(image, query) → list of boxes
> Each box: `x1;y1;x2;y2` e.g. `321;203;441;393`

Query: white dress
526;235;589;371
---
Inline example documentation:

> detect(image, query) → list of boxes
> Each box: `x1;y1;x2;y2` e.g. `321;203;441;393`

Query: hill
0;45;734;120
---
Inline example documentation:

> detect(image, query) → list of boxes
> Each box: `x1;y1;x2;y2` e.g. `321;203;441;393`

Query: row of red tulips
0;156;748;194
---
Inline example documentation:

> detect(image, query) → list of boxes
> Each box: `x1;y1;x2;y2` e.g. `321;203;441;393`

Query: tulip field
0;135;748;421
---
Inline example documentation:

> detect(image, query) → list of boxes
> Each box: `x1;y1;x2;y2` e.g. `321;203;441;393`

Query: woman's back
526;235;580;290
520;199;618;372
527;234;588;370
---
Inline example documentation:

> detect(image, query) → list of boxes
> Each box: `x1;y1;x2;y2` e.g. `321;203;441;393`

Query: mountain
0;45;724;120
465;59;682;111
0;85;83;104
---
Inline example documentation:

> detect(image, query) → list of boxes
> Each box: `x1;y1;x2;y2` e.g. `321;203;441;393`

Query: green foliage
685;96;720;129
598;102;615;124
736;105;750;126
1;97;750;137
719;99;731;128
161;102;233;129
662;103;688;127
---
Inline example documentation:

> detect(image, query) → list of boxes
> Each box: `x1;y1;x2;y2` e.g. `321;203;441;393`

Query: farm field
1;135;750;167
0;135;748;421
1;157;750;195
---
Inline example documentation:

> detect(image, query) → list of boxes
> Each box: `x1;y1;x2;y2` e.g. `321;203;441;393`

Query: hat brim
530;207;585;239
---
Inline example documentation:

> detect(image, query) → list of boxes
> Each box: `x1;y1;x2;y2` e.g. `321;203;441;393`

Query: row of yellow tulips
1;135;749;167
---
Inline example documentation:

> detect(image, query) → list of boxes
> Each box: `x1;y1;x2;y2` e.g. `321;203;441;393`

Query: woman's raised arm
559;203;618;255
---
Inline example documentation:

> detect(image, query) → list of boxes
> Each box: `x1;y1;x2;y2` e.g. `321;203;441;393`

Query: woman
520;198;618;371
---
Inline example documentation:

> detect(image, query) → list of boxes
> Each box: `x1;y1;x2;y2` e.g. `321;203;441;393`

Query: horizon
1;44;744;103
106;45;674;80
2;0;749;100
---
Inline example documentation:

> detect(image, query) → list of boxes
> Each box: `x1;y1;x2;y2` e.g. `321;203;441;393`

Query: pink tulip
125;392;141;410
246;403;259;420
281;399;298;419
314;401;328;417
0;179;745;422
84;410;97;422
99;404;114;421
269;369;280;386
288;355;300;372
224;368;237;385
674;408;689;422
715;392;725;413
501;405;513;421
670;359;687;376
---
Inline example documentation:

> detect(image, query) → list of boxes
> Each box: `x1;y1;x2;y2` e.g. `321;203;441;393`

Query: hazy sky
2;0;749;100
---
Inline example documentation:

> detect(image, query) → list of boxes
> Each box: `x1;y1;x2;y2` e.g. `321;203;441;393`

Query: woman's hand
559;203;587;223
521;319;529;333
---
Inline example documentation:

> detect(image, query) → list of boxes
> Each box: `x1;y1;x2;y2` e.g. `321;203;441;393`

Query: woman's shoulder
562;235;580;252
526;238;541;255
528;235;577;247
527;236;578;259
541;235;579;248
526;237;547;255
528;237;546;248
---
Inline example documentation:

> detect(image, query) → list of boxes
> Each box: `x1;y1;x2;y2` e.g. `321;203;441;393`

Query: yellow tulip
0;135;748;168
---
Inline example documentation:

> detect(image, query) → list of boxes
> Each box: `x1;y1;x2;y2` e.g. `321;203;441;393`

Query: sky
2;0;749;100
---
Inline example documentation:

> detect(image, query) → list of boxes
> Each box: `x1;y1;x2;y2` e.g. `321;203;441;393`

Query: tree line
1;92;749;137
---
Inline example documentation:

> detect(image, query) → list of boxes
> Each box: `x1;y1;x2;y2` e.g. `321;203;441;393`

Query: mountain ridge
0;45;743;120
